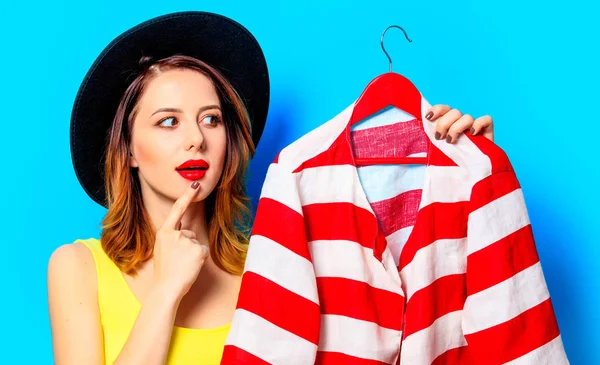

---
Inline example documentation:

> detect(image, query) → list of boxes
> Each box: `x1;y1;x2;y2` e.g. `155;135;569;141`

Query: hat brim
70;11;270;207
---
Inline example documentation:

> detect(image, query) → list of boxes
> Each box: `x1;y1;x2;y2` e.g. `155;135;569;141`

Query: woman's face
129;68;227;202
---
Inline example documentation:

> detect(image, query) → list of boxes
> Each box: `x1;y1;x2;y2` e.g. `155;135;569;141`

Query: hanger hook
380;25;412;73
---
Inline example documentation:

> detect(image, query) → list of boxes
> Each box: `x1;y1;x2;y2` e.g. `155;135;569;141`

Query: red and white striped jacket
221;96;569;365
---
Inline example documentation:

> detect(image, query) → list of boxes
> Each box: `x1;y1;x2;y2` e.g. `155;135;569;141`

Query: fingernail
470;128;476;135
202;245;210;256
426;112;434;120
446;135;453;143
435;132;441;140
191;181;199;189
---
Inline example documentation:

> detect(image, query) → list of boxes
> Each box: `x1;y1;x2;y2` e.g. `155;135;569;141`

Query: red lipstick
176;159;209;181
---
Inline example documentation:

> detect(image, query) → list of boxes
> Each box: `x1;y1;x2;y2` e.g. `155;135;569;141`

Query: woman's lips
175;159;209;181
176;169;207;180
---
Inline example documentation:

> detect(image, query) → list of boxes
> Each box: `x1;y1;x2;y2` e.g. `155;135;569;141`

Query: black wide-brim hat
70;11;270;207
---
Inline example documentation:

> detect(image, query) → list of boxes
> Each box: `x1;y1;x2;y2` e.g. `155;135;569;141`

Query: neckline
341;108;434;263
109;255;232;333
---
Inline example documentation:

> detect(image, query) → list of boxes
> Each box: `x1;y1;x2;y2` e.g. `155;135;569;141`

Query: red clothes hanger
349;25;427;166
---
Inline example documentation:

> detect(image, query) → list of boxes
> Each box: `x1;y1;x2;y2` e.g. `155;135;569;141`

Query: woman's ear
129;150;139;168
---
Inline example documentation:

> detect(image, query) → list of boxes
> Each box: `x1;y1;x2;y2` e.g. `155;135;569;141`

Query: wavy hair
99;55;254;276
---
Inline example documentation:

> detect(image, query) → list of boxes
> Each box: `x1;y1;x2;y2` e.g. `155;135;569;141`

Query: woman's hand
153;181;210;301
111;181;210;365
425;104;494;144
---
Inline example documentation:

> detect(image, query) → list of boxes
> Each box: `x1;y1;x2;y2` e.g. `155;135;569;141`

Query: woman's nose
184;120;205;151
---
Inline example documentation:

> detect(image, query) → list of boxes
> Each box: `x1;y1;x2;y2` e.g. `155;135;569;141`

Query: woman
48;11;494;365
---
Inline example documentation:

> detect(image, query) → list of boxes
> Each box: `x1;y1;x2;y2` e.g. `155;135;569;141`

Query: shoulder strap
77;238;140;324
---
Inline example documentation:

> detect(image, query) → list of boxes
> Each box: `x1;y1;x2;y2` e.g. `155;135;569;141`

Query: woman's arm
110;283;181;365
48;243;183;365
48;185;211;364
48;243;104;365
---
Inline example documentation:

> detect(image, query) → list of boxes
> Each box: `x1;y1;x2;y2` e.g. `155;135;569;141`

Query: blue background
0;0;597;362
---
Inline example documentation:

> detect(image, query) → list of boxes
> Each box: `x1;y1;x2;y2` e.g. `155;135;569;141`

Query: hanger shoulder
349;72;425;167
349;73;422;126
354;157;427;165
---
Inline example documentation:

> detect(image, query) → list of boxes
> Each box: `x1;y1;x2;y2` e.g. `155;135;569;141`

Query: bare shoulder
48;242;97;293
49;241;93;263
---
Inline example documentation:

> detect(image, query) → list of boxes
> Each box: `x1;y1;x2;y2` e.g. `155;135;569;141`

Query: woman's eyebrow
152;105;221;116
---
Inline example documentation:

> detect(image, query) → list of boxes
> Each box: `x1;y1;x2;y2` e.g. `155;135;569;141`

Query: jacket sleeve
462;168;570;364
221;162;320;365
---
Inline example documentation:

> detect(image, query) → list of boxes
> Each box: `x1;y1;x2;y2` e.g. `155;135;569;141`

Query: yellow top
78;238;230;365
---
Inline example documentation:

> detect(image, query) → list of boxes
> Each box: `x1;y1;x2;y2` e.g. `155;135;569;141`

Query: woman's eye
158;117;178;127
201;115;220;126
